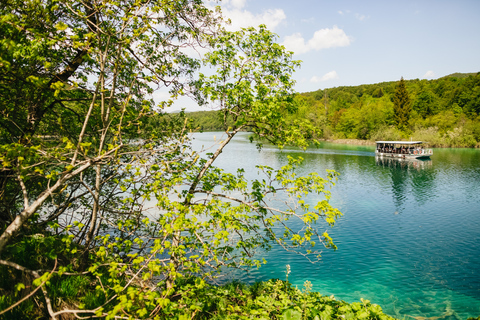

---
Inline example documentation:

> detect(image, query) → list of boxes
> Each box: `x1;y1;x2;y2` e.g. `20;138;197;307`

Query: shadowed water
191;132;480;319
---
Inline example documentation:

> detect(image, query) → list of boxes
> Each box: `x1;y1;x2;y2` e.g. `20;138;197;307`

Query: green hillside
441;72;477;79
187;72;480;147
296;72;480;146
185;110;233;132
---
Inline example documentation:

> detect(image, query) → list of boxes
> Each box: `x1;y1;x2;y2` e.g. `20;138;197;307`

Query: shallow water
191;132;480;319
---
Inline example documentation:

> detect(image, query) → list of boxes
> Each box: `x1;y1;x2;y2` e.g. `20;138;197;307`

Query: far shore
198;131;480;148
322;139;376;146
321;138;480;148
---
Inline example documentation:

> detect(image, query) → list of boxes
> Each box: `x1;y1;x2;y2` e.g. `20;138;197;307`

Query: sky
165;0;480;111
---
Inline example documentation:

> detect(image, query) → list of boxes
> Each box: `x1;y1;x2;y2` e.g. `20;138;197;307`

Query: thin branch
0;145;123;253
184;126;245;204
0;259;57;317
17;174;29;209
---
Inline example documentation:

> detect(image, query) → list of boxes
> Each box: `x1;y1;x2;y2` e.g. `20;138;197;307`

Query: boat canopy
375;141;424;145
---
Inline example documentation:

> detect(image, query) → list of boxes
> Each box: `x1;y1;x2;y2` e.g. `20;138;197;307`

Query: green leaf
282;309;302;320
54;22;68;31
15;283;25;292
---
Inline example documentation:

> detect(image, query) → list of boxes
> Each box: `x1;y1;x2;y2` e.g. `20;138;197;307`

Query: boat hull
375;151;432;160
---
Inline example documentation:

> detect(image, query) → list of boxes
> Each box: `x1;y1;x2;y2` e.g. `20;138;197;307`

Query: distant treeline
185;72;480;147
185;110;234;132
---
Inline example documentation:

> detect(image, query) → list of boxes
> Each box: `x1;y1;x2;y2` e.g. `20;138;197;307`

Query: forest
189;73;480;147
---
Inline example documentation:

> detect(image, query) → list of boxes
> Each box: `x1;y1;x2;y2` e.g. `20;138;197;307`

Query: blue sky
219;0;480;92
164;0;480;111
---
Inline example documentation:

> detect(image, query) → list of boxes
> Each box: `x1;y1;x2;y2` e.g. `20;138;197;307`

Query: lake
191;132;480;320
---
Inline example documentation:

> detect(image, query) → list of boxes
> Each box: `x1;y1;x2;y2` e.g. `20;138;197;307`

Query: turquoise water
192;132;480;319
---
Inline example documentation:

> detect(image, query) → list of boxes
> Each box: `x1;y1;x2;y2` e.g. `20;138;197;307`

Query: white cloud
225;0;247;10
219;1;286;31
283;33;309;54
355;13;369;21
310;71;339;83
301;17;315;24
152;90;173;103
423;70;436;79
338;10;369;21
283;26;351;54
309;26;351;50
180;44;210;59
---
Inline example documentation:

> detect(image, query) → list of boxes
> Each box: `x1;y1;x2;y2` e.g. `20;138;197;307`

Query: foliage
193;25;318;148
187;110;236;132
0;0;343;318
1;249;396;320
189;72;480;146
392;77;412;131
300;73;480;146
412;90;437;118
147;277;396;320
369;126;403;142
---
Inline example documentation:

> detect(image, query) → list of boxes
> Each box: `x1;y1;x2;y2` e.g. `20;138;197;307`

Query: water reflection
375;157;437;209
375;156;433;170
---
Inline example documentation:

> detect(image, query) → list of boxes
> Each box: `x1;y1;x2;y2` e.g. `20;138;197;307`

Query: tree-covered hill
295;72;480;147
441;72;477;79
302;72;480;118
185;110;232;132
188;72;480;147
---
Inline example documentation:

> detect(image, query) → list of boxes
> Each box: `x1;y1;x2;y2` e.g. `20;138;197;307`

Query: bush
411;126;444;147
446;128;478;147
370;126;403;142
162;278;397;320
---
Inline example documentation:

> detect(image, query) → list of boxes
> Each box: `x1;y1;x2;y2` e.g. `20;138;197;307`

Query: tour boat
375;141;433;159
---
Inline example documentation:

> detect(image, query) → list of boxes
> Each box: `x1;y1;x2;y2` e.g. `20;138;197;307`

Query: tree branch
0;259;57;317
0;146;122;253
185;126;245;204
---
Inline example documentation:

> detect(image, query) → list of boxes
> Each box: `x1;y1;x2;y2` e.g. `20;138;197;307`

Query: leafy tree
193;25;319;148
372;87;384;98
413;90;437;118
177;24;341;275
458;74;480;115
0;0;219;251
0;1;342;318
393;77;412;130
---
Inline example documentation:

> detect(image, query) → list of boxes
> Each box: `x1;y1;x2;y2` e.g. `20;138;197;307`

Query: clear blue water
191;132;480;319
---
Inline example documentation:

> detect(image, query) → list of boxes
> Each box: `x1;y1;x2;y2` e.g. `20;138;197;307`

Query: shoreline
320;138;480;148
322;138;376;146
197;131;480;148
